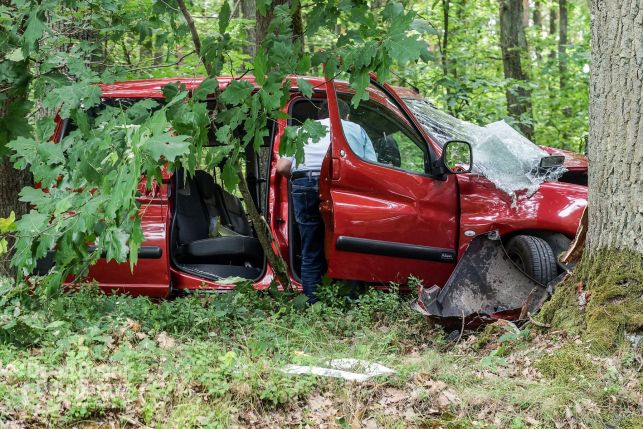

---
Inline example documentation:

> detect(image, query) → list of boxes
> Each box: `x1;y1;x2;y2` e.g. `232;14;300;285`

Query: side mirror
441;140;473;174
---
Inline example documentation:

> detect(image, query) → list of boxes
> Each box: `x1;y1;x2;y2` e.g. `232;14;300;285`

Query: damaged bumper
413;233;562;329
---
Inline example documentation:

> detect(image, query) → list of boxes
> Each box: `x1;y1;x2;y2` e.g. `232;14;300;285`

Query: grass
0;278;641;428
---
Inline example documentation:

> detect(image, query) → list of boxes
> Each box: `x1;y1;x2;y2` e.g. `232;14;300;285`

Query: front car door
319;80;459;286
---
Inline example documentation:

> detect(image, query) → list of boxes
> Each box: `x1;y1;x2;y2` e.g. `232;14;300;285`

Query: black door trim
86;245;163;259
336;236;456;262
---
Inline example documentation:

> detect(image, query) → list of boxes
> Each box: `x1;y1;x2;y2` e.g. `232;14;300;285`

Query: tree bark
533;0;543;60
533;0;542;29
499;0;534;140
440;0;453;113
558;0;571;119
587;0;643;254
0;0;33;276
240;0;257;57
255;0;303;48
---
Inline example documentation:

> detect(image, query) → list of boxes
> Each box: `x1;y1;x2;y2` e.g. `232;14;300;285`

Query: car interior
171;94;423;283
170;125;272;281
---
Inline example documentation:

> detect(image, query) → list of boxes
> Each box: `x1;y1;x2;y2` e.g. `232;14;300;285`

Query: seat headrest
194;170;216;199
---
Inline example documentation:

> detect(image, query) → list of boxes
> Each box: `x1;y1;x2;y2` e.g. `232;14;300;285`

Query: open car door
319;78;460;286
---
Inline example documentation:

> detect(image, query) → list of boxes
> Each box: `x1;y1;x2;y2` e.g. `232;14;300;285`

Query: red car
45;76;588;300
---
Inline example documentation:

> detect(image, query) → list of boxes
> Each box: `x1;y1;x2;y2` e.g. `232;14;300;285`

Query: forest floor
0;279;641;429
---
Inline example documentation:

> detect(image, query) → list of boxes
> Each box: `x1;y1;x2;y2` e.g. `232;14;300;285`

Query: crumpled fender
413;233;563;330
455;175;587;258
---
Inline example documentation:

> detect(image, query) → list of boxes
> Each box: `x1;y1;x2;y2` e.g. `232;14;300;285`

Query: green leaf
253;49;268;85
103;226;129;262
219;1;232;34
194;78;219;101
16;211;49;235
19;187;51;207
219;80;254;106
221;160;240;191
23;11;45;51
256;0;271;16
142;133;190;162
7;48;25;62
0;212;16;233
296;78;314;98
37;142;65;165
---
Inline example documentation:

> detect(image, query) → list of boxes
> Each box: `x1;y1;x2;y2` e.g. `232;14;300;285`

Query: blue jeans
291;176;326;303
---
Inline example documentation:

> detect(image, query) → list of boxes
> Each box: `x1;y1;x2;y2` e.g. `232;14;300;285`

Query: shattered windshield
404;98;566;200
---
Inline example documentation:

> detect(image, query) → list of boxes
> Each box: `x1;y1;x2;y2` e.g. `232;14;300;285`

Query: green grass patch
0;277;641;428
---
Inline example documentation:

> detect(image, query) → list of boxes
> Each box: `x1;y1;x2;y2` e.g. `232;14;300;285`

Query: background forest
2;1;641;428
3;0;591;152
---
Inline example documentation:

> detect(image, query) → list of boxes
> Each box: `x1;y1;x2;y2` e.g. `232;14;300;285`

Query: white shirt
287;118;377;173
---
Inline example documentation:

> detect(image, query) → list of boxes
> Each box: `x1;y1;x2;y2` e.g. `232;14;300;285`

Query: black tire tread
506;235;557;284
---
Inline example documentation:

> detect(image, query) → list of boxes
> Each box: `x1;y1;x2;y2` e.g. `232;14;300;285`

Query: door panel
86;176;171;297
319;80;459;286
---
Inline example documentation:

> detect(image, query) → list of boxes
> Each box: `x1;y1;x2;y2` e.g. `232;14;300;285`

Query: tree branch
176;0;212;75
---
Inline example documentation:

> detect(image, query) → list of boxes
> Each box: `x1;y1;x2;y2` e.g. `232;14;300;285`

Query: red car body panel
50;76;588;296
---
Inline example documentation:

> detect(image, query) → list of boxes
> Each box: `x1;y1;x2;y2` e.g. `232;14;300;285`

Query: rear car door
319;80;460;286
51;117;171;297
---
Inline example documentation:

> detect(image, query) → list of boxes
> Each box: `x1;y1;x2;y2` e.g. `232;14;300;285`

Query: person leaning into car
276;99;377;303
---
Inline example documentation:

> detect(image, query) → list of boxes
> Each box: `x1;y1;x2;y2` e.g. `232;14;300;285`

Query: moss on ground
539;249;643;352
535;343;597;382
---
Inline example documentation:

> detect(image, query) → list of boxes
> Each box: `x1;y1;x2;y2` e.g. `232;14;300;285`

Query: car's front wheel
506;235;558;284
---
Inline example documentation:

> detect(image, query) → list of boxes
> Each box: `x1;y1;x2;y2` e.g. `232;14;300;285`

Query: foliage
2;0;435;287
398;0;590;150
0;212;15;257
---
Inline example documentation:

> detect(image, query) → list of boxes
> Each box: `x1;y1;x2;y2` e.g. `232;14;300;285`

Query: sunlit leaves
4;0;430;291
219;80;254;105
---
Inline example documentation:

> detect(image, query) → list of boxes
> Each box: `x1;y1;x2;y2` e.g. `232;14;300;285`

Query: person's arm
276;158;292;178
361;127;378;162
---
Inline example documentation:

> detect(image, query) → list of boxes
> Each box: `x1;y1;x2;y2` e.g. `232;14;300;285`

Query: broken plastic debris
281;358;395;381
405;99;566;201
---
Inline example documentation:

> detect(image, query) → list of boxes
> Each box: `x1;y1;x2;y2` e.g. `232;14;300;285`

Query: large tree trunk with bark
0;0;33;276
499;0;534;140
587;0;642;255
539;0;642;351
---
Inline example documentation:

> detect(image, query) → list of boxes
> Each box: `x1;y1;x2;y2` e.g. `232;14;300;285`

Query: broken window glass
405;99;567;201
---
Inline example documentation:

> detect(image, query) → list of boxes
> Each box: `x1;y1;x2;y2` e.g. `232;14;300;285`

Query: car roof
99;76;330;99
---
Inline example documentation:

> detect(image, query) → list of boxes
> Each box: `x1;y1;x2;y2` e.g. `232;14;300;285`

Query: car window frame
335;92;431;177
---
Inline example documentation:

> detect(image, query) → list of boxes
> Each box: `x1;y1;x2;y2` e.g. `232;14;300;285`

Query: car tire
506;235;558;284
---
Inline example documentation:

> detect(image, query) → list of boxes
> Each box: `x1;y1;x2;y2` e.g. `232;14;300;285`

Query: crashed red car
43;76;588;318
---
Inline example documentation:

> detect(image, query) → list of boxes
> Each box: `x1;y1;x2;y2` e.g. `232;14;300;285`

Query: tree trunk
256;0;303;47
440;0;452;113
587;0;643;254
237;165;290;289
0;156;32;276
533;0;542;60
538;1;642;350
0;0;33;276
558;0;571;120
533;0;542;29
499;0;534;140
240;0;257;57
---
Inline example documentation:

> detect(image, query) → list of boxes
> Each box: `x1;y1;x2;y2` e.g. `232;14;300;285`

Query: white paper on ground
281;358;395;382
